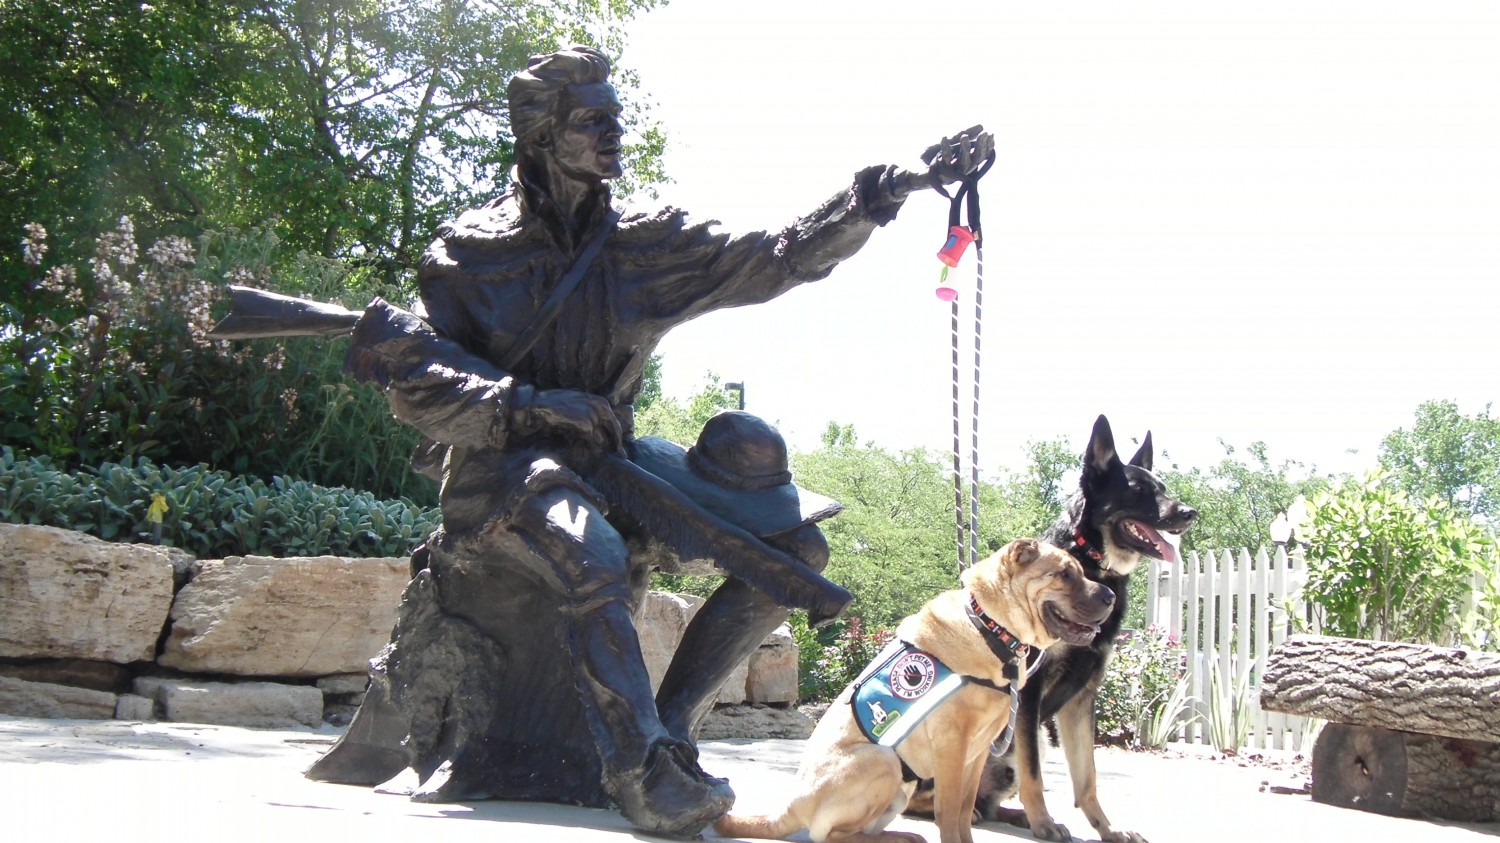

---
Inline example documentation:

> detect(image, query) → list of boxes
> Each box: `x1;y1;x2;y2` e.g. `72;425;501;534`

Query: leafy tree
634;354;665;415
986;437;1078;543
1379;399;1500;521
792;432;967;629
633;370;739;447
1160;440;1332;553
0;0;665;296
1;0;667;495
2;218;434;502
0;0;242;278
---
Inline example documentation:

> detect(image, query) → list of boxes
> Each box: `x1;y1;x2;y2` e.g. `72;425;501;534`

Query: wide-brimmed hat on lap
629;411;842;539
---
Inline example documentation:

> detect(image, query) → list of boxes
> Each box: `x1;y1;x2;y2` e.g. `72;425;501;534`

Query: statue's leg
656;523;830;744
501;483;735;836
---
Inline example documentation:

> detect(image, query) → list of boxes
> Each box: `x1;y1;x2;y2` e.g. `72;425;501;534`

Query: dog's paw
1100;830;1147;843
1030;818;1072;841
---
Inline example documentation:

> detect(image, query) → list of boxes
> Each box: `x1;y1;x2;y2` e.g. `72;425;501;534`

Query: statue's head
508;46;623;182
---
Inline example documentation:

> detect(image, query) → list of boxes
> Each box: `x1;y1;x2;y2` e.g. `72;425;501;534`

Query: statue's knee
507;486;632;599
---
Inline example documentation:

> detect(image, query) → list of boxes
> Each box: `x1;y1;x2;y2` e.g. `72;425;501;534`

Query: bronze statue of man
307;45;993;838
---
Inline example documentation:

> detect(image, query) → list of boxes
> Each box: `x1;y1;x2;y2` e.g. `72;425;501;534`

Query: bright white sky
619;1;1499;478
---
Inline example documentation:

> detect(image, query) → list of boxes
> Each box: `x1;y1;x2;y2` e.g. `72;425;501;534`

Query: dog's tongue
1063;619;1101;646
1159;530;1180;564
1128;520;1178;564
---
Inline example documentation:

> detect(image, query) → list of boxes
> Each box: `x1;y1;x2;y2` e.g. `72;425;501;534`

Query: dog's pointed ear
1129;431;1154;471
1086;414;1120;475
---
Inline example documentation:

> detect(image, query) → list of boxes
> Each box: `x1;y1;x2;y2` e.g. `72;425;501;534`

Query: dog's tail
713;810;802;840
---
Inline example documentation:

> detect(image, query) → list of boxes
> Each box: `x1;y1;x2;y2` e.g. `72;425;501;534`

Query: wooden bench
1260;634;1500;822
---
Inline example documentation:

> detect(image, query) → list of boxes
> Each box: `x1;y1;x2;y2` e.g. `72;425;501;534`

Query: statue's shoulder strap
500;209;621;371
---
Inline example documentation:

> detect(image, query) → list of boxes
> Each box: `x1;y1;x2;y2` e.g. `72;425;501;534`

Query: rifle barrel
209;285;363;340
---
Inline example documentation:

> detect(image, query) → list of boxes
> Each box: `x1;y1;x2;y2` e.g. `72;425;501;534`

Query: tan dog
714;538;1115;843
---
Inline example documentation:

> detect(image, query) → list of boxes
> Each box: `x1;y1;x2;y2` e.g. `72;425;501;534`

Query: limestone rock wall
0;524;175;663
0;524;801;733
159;555;411;676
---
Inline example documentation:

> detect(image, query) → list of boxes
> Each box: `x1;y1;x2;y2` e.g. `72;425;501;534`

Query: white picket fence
1141;546;1318;751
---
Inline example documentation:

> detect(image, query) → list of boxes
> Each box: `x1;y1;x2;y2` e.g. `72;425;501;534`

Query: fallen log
1262;635;1500;822
1311;723;1500;822
1260;634;1500;743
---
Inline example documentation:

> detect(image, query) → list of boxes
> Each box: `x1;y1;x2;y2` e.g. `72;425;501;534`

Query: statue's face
552;82;624;181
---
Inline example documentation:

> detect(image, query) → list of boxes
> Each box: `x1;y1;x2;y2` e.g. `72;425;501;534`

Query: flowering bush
1095;624;1193;748
3;219;429;502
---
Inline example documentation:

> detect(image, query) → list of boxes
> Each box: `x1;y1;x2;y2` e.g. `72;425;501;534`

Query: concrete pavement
2;716;1494;842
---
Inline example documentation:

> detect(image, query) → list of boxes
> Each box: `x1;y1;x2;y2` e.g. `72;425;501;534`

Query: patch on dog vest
850;639;966;748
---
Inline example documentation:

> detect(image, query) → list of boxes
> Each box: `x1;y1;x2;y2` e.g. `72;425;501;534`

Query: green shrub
0;447;439;559
1142;671;1197;750
792;613;896;703
1300;470;1498;647
1205;658;1252;753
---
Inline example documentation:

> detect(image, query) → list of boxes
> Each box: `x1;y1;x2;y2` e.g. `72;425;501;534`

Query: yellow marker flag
147;493;169;524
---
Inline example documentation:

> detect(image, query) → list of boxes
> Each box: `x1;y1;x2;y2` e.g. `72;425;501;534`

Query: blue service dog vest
850;639;969;748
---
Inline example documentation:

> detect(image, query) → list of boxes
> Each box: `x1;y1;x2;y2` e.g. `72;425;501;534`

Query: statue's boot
570;592;734;837
612;739;735;839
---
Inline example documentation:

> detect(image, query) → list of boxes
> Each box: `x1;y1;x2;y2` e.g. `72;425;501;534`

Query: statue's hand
894;125;995;196
519;388;623;453
922;125;994;184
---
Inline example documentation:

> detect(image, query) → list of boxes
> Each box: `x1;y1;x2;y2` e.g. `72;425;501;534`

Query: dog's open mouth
1043;603;1101;647
1115;519;1180;564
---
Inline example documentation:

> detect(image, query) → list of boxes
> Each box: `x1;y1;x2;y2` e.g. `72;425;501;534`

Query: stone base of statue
306;539;626;807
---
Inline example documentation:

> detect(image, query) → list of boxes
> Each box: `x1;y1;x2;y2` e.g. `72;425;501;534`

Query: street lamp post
1270;495;1308;557
724;381;745;411
1269;513;1293;550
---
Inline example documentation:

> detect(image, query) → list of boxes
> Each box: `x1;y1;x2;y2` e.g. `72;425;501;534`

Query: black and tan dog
714;538;1114;843
908;415;1197;842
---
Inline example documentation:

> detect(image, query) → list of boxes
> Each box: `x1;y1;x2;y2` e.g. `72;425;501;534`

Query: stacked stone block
0;524;804;734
